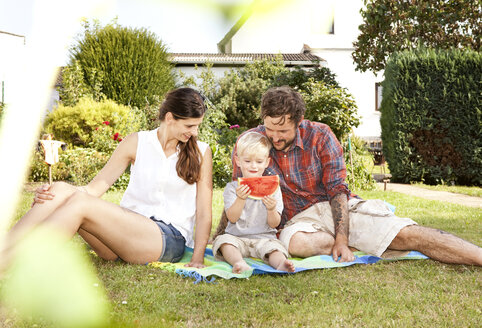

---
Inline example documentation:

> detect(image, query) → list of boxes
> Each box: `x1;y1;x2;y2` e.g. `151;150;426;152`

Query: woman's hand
31;184;54;207
185;260;206;269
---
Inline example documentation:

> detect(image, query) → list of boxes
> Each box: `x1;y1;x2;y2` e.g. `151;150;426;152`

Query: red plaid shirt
232;120;355;228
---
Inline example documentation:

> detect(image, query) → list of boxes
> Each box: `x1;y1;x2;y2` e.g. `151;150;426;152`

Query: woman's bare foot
276;259;295;272
232;260;252;273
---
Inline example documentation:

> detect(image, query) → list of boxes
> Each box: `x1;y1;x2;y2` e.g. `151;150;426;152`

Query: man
217;86;481;265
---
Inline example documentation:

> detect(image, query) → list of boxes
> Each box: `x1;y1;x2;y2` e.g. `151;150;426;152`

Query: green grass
410;182;482;198
2;188;481;327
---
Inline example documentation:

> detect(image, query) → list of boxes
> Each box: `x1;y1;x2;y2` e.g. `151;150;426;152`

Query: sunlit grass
3;186;481;327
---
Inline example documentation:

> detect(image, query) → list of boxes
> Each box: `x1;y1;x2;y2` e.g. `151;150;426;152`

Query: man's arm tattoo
331;193;349;237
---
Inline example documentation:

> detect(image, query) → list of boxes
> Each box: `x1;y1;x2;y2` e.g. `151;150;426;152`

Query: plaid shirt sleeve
317;125;351;200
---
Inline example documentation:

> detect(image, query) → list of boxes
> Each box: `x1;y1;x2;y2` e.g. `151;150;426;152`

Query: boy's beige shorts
213;234;289;263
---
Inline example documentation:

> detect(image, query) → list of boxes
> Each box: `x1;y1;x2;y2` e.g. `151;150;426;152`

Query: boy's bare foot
232;260;252;273
277;259;295;272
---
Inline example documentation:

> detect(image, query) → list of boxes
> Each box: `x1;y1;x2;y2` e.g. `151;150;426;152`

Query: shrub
381;48;481;185
58;60;104;107
272;65;340;91
70;20;175;110
28;147;107;185
179;63;237;188
301;80;360;143
44;98;135;146
216;58;286;128
344;135;377;191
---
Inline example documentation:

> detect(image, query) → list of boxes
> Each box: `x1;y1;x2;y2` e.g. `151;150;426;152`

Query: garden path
378;183;482;208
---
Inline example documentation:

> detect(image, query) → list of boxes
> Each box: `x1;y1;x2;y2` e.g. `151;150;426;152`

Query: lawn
2;187;481;327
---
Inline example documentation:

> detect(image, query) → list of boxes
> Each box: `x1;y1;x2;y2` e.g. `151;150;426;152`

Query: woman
5;88;212;268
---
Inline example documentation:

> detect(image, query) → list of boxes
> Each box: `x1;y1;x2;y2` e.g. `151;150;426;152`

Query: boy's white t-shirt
223;181;283;239
120;129;209;248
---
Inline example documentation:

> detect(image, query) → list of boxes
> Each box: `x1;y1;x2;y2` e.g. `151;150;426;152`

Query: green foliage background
70;20;175;109
353;0;481;73
180;59;370;190
380;48;481;185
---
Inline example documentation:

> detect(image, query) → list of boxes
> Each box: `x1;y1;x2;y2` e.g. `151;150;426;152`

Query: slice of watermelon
238;175;279;200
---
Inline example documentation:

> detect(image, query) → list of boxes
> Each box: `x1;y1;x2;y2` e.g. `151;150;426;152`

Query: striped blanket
149;247;428;284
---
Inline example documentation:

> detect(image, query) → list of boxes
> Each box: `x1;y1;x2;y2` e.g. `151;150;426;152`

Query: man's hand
330;193;355;262
332;239;355;262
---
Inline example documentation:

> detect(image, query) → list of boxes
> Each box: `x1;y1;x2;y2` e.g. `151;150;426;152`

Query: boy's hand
236;184;251;200
262;195;276;211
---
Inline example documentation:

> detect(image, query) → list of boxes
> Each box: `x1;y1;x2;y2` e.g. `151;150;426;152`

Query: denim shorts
149;216;186;262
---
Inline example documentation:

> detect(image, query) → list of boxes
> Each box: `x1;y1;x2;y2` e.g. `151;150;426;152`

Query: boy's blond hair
236;132;271;159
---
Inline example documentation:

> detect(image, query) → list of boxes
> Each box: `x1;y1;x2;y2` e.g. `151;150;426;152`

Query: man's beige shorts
279;199;417;258
212;234;289;263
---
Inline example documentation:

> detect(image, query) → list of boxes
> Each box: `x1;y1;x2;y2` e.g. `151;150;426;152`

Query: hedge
380;48;481;185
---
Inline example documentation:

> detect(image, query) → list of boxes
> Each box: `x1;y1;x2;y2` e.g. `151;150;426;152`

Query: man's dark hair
260;86;306;125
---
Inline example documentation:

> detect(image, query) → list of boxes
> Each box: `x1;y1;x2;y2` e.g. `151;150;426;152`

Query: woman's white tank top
120;129;209;247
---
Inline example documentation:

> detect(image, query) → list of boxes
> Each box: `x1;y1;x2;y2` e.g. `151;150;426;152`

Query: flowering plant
89;122;123;154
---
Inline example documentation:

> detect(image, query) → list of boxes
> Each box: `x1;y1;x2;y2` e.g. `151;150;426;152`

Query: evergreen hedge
380;48;481;185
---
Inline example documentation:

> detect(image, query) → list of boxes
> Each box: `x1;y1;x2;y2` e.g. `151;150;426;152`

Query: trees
69;20;175;109
352;0;481;73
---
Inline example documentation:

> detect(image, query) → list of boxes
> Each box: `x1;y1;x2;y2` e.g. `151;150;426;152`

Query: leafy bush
187;65;236;188
380;48;481;185
29;146;130;190
70;20;175;110
216;58;286;128
29;147;106;185
28;151;70;183
44;98;136;146
58;60;104;107
272;65;340;91
178;59;364;187
301;80;360;143
344;135;377;191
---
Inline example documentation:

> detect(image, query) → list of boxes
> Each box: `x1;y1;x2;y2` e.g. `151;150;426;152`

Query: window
375;82;383;111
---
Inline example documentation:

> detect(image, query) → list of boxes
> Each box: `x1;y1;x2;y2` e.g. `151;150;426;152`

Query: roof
170;53;324;67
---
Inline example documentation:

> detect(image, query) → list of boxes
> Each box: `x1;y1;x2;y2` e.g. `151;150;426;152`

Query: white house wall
228;0;384;139
0;32;25;105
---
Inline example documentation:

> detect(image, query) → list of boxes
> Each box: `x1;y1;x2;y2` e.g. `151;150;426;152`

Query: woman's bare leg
78;228;119;261
32;191;164;264
4;182;78;252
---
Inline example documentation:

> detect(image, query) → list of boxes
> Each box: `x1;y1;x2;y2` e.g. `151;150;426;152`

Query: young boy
212;132;295;273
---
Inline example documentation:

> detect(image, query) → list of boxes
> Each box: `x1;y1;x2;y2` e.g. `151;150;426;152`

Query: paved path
378;183;482;208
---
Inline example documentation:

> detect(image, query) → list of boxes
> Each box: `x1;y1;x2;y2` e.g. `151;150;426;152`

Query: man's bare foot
276;259;295;272
232;260;252;273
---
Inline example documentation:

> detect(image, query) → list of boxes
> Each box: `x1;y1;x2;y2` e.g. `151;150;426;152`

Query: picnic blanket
149;246;428;284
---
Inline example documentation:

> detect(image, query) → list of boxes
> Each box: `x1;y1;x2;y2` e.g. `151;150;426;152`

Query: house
0;30;26;106
0;30;60;111
215;0;384;140
170;52;324;81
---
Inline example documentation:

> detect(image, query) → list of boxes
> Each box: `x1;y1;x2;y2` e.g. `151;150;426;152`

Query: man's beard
268;137;294;152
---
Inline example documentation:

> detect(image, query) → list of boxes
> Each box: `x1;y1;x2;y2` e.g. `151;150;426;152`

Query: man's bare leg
389;225;482;266
288;231;335;258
